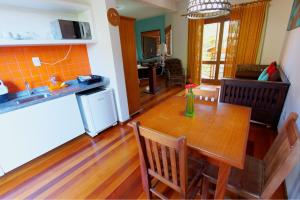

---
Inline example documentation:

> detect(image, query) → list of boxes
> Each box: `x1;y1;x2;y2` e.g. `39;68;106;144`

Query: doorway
201;20;229;84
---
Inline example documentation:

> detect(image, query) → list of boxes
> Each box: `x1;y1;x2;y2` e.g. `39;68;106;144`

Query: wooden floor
0;88;286;199
139;76;183;111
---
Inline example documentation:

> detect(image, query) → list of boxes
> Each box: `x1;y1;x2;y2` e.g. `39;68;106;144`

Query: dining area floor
0;94;286;199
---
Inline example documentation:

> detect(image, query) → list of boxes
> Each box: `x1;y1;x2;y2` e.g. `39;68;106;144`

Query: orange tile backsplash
0;45;91;93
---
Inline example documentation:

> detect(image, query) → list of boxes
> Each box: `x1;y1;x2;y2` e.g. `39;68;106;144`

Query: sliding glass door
201;20;229;84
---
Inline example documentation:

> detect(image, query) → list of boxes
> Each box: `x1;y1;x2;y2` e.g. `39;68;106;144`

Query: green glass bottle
185;88;195;117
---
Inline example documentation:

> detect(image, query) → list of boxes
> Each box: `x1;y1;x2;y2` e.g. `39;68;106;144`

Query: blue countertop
0;80;108;114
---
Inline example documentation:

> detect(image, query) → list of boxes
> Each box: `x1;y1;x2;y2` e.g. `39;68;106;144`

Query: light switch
32;57;41;67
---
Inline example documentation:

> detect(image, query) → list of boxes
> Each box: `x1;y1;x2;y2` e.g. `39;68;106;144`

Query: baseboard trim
119;119;130;126
119;108;144;126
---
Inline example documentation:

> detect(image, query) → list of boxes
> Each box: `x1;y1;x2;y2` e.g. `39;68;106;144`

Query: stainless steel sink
16;93;52;105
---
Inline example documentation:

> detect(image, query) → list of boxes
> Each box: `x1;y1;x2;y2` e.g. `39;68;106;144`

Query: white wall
0;165;4;176
87;0;130;122
165;1;188;70
0;6;79;39
260;0;293;64
279;27;300;199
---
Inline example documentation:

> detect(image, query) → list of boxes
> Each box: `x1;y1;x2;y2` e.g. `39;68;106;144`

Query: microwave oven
51;19;92;40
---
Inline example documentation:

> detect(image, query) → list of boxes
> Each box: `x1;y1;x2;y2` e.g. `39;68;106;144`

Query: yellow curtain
224;7;242;78
224;1;269;78
187;19;204;84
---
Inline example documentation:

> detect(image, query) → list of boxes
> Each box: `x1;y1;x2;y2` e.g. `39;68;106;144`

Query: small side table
144;64;160;94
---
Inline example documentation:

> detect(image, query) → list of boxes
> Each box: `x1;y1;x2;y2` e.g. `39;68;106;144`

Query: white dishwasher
76;88;118;137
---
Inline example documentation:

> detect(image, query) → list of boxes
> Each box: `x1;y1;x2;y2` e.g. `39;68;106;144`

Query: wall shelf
0;0;96;45
0;39;97;47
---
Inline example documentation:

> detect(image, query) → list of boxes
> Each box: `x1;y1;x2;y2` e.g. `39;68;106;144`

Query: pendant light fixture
184;0;231;19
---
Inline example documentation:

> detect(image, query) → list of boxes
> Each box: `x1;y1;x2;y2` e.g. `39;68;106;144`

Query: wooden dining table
130;96;251;199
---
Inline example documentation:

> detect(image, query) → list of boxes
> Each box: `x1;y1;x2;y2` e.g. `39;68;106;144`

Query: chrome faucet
25;81;32;96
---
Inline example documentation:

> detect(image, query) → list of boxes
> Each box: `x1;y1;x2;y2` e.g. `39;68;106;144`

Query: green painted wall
135;15;166;61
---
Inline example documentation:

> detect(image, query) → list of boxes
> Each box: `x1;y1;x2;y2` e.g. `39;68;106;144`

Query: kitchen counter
0;79;109;114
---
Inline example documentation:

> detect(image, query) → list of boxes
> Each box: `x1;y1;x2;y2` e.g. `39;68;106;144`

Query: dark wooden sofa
220;64;290;128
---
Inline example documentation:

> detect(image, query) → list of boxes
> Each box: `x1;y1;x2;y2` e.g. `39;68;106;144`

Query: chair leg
201;177;210;199
140;170;152;199
143;183;151;199
145;189;152;199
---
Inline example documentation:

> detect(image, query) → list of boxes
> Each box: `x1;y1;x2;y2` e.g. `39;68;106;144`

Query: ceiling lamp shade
184;0;231;19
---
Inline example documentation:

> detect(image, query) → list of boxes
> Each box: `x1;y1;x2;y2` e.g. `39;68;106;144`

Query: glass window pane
202;23;220;61
201;64;216;80
218;64;225;79
221;21;229;61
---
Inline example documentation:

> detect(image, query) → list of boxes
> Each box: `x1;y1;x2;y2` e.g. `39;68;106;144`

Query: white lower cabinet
0;94;84;174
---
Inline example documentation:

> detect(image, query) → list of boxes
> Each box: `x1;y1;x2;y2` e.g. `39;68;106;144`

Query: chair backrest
188;86;220;102
262;112;300;198
219;78;290;128
165;58;184;75
236;64;268;72
132;121;188;198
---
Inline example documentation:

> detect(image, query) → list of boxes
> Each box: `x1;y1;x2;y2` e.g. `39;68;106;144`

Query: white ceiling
116;0;256;20
116;0;170;20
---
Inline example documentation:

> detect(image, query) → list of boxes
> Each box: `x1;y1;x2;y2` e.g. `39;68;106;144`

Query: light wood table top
132;96;251;169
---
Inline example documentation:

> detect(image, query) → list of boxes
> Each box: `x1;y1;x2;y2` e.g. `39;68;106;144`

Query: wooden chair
188;86;220;102
201;112;300;199
132;121;203;199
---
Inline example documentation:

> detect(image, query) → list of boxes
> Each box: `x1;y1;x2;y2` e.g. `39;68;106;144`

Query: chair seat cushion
203;156;265;198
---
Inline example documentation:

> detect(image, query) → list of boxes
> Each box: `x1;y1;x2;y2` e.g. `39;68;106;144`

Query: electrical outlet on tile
32;57;41;67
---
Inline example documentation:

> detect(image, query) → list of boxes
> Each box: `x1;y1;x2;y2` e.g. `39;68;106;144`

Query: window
201;19;229;84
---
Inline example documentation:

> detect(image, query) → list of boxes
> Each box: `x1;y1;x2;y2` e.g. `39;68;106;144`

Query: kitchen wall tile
0;45;91;93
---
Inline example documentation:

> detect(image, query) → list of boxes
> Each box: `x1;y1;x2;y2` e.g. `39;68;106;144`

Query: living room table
129;96;251;199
